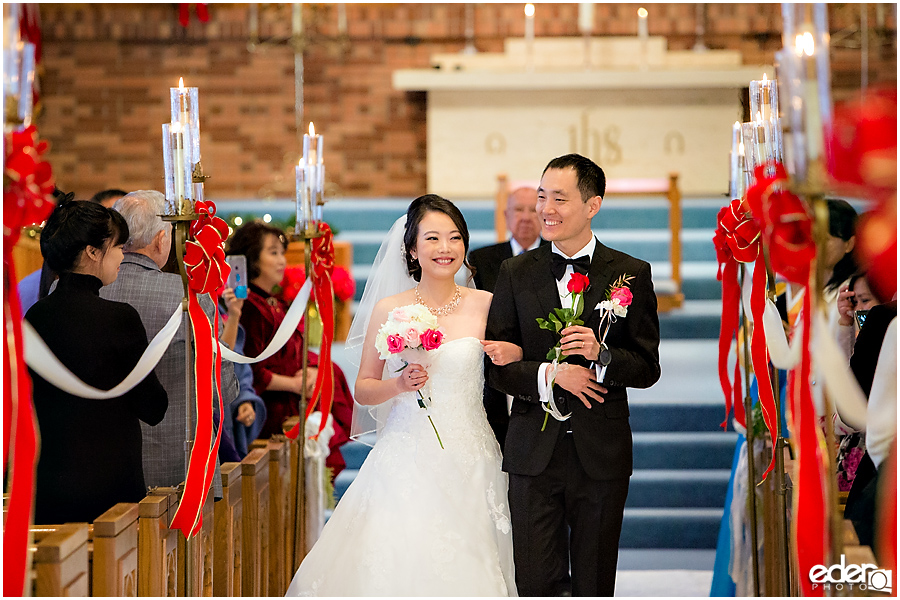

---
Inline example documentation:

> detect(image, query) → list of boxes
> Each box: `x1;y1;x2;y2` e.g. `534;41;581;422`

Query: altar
393;37;773;197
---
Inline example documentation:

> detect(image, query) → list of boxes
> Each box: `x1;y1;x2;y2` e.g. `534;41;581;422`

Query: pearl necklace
415;284;461;317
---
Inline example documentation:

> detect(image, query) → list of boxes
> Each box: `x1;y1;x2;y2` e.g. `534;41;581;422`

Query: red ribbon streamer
3;126;54;596
746;162;827;591
170;200;230;538
285;223;336;442
714;199;760;430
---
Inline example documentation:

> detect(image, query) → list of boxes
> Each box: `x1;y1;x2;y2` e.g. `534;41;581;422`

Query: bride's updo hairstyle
403;194;473;282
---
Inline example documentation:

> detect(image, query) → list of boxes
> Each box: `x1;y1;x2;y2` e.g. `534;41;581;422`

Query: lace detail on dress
487;482;512;535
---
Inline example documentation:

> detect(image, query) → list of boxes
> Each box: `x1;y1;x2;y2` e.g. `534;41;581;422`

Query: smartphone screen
226;255;248;299
855;309;869;330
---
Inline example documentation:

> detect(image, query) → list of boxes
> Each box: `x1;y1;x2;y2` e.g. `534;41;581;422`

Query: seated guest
101;190;238;494
226;221;354;477
26;200;168;524
218;286;267;458
467;186;544;448
89;188;127;208
834;272;885;490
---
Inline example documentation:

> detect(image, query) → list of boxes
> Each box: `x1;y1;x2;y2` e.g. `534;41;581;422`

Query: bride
286;194;520;596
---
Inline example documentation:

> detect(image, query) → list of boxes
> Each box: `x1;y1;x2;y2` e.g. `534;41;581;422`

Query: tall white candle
308;122;317;165
578;3;594;35
172;122;186;204
637;7;649;39
524;3;535;70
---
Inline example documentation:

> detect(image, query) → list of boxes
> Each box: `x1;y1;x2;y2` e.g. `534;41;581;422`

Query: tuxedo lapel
580;241;616;327
530;246;562;318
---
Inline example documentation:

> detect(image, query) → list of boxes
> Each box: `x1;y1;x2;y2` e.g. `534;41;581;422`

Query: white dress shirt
509;236;541;257
536;237;605;423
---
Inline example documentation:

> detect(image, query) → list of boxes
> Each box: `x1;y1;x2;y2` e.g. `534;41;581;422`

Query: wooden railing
495;173;684;312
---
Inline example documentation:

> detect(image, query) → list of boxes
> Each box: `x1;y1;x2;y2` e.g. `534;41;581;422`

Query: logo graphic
809;555;892;593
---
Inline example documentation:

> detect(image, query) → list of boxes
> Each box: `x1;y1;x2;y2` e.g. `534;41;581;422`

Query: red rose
420;328;444;351
610;286;633;307
279;265;307;304
567;273;590;294
332;266;356;302
386;334;405;354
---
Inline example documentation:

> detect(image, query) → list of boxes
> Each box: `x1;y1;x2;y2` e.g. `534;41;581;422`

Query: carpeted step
633;432;737;470
629;399;731;433
625;469;731;508
620;508;723;548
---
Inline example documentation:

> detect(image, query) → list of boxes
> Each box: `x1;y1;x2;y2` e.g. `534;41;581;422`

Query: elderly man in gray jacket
102;189;239;498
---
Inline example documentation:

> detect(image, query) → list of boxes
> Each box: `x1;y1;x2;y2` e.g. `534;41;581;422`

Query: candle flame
171;122;182;134
309;122;316;137
795;32;815;56
524;3;534;17
762;73;768;82
738;140;745;156
637;7;648;18
756;111;763;123
179;77;185;90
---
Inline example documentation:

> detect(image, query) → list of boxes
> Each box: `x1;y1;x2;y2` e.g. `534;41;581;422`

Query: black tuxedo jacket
486;241;661;480
469;239;549;293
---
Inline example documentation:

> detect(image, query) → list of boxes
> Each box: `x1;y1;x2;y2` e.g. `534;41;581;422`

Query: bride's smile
410;211;466;280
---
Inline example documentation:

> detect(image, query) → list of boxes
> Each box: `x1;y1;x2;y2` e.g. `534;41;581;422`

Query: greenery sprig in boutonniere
535;272;590;430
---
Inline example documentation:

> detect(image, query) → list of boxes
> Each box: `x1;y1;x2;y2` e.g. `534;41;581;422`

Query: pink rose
386;334;405;354
420;328;444;351
392;307;410;322
404;326;421;347
610;286;633;307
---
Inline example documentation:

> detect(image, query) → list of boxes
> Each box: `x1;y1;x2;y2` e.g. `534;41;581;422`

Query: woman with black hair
25;200;168;524
226;220;355;479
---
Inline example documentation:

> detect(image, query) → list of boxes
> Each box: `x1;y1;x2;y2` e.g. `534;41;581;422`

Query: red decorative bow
285;223;337;443
178;3;210;27
3;125;54;596
713;199;760;431
746;162;827;596
171;200;230;538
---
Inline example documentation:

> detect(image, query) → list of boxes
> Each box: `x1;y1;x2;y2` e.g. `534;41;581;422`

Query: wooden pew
214;462;243;597
31;523;90;596
138;491;179;597
265;438;291;595
495;172;684;311
241;447;271;597
92;503;139;596
186;489;215;596
282;416;306;573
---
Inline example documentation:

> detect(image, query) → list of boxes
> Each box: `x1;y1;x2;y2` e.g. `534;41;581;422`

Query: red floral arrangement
278;264;355;305
4;125;55;244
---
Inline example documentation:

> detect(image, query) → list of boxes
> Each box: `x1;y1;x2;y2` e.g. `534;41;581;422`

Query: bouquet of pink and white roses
374;305;445;448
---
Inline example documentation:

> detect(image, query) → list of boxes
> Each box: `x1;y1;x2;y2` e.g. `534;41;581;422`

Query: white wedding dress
286;336;517;597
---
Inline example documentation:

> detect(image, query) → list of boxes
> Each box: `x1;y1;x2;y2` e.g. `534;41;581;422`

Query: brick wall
36;3;896;200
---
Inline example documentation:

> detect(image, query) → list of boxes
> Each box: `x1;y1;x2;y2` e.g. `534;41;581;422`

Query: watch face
599;344;611;366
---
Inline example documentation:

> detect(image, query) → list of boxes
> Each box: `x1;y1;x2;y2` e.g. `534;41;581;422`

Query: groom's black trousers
508;432;630;597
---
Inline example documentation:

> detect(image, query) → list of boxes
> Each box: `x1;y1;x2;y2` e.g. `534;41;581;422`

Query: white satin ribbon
219;279;312;364
304;411;335;458
540;360;572;422
23;304;183;399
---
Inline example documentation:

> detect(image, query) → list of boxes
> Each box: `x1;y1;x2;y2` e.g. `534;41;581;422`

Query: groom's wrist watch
598;342;612;367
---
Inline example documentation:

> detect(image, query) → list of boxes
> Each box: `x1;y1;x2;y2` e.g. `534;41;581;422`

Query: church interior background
4;3;897;597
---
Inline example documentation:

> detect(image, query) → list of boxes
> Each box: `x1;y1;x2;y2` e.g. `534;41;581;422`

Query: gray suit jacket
100;253;238;498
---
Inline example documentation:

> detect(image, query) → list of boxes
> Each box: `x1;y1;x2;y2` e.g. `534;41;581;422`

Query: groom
486;154;661;596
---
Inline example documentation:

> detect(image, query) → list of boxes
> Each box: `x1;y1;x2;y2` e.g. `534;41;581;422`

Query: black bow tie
550;253;591;281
